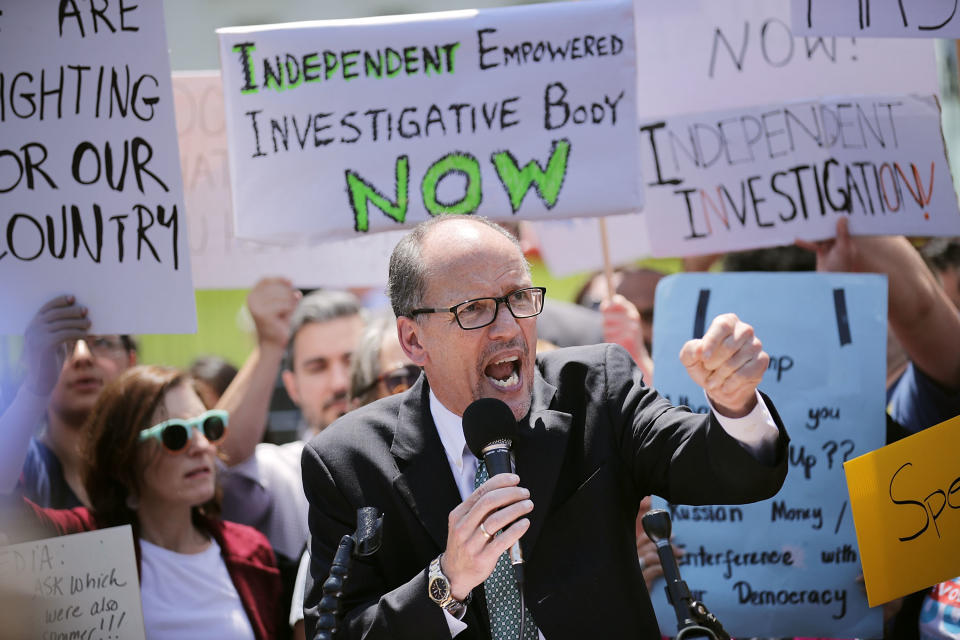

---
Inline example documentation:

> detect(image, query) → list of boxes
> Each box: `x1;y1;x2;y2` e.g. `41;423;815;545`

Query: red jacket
24;501;282;640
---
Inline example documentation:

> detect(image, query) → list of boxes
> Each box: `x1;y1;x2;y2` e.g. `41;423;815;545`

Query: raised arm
1;296;89;493
217;278;300;466
600;293;654;383
799;219;960;390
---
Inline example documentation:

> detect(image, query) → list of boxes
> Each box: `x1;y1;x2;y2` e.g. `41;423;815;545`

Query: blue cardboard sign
650;273;886;638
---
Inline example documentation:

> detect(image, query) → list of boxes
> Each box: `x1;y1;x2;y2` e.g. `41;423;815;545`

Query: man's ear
281;369;302;406
397;317;428;367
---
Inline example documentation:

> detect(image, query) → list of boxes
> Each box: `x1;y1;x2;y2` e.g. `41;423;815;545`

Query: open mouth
484;355;521;390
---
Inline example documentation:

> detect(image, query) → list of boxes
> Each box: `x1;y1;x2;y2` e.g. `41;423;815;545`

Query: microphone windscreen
463;398;518;458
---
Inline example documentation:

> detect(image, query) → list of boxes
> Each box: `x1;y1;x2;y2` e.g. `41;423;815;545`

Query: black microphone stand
641;509;731;640
315;507;384;640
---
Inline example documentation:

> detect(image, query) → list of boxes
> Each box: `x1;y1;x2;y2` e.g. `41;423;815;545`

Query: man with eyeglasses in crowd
302;215;789;640
18;323;137;509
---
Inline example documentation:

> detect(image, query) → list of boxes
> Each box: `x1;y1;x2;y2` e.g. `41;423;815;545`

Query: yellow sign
845;414;960;606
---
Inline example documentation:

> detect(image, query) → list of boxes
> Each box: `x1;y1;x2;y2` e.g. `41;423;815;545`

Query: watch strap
428;555;471;617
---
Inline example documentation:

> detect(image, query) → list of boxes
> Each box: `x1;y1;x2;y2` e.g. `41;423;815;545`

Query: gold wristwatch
428;555;470;618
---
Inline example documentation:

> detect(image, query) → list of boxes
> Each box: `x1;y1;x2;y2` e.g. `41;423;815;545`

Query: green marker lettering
364;51;383;78
403;46;419;75
346;156;410;232
232;42;258;94
284;54;303;89
385;48;402;78
422;153;482;216
491;139;571;213
441;42;461;74
342;50;360;81
423;45;442;76
324;51;340;81
263;56;284;91
303;53;322;83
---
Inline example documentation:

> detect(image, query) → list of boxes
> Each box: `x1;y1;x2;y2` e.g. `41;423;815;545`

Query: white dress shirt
428;388;779;638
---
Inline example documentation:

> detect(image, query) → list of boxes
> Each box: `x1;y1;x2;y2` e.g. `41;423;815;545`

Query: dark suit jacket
302;344;789;640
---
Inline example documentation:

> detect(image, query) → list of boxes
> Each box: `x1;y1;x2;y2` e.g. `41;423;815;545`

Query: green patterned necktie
474;460;539;640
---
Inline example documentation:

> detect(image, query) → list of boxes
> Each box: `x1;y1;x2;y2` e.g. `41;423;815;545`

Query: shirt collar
428;389;472;473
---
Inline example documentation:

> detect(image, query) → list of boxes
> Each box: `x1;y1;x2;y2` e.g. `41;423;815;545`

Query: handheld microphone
463;397;525;584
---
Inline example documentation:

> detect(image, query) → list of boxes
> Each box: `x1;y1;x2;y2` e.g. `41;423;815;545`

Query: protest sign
0;526;145;640
529;213;651;277
535;0;940;269
845;414;960;607
634;0;938;118
217;1;641;242
650;273;886;638
173;72;402;289
0;2;196;334
639;95;960;257
792;0;960;38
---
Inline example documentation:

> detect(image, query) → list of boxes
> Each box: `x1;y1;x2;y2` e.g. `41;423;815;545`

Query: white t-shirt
139;537;256;640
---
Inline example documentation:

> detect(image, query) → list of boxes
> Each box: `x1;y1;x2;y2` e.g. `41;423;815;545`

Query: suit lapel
390;377;462;550
514;369;571;556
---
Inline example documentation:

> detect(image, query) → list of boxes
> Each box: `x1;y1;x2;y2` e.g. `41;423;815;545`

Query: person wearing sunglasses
349;311;421;409
3;356;281;639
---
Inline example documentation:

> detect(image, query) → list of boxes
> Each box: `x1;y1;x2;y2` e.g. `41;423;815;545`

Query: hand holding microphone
440;398;534;601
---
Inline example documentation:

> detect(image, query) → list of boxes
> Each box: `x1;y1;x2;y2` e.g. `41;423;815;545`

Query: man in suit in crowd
303;216;789;639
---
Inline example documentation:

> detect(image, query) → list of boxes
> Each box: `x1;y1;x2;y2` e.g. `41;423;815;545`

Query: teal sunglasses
138;409;228;453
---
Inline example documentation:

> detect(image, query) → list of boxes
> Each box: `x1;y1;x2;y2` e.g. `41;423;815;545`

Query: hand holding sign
796;218;859;273
679;314;768;417
22;296;91;396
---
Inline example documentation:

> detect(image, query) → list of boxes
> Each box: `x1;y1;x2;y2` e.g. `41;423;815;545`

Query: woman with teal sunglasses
2;299;281;640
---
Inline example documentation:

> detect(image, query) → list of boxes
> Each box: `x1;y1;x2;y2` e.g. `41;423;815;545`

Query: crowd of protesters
1;217;959;640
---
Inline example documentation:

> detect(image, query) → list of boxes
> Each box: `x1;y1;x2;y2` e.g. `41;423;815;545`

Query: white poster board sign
0;526;145;640
0;2;196;334
536;0;941;270
217;1;642;242
792;0;960;38
650;273;886;638
634;0;938;118
530;214;651;277
173;72;402;289
640;95;960;257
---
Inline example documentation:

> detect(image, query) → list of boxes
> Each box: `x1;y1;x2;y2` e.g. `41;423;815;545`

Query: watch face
429;577;450;602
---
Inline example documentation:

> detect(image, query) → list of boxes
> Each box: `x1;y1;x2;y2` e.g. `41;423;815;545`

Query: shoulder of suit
536;343;633;374
309;393;404;452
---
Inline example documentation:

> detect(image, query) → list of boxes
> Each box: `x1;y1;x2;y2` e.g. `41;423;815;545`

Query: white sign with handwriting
0;526;145;640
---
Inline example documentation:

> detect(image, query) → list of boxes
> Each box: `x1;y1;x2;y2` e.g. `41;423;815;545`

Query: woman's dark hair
83;365;220;528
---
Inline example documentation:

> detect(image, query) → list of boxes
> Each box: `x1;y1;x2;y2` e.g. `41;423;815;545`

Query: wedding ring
638;556;647;572
479;522;493;540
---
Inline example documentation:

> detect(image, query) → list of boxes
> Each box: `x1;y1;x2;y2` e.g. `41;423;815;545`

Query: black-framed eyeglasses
410;287;546;330
60;335;128;359
355;364;422;398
